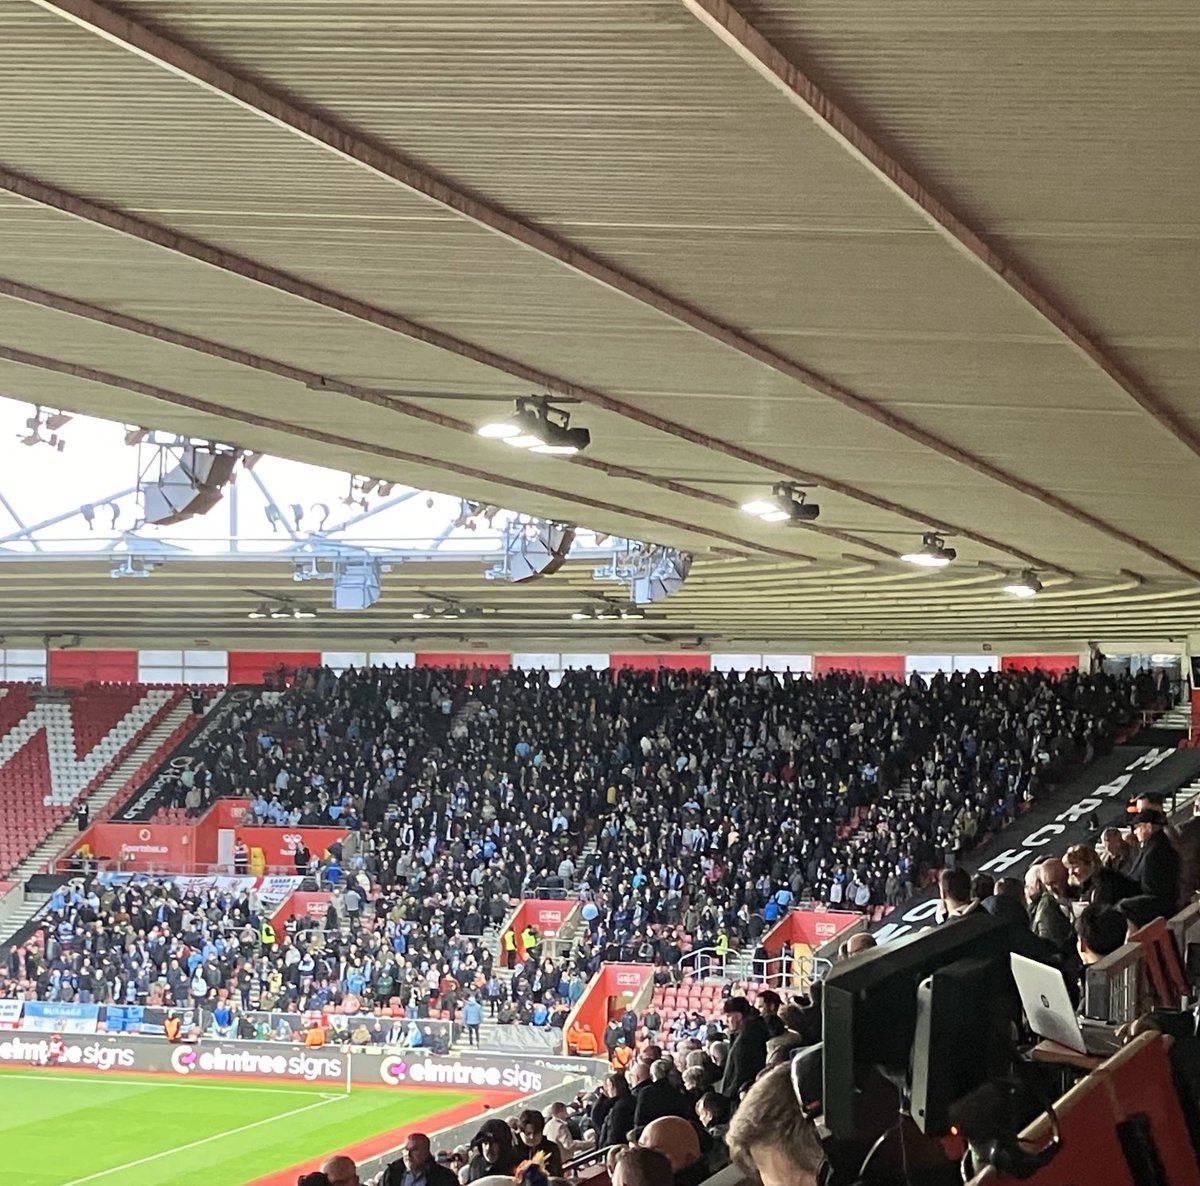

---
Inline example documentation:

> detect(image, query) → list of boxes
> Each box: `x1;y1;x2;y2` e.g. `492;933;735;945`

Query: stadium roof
0;0;1196;650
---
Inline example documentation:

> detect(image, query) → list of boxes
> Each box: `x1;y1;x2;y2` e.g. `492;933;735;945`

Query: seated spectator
1025;859;1075;955
939;867;977;921
727;1064;828;1186
1076;904;1128;967
462;1119;521;1183
638;1116;709;1186
319;1156;359;1186
380;1134;457;1186
515;1109;563;1176
1064;843;1140;907
1100;827;1137;875
611;1147;674;1186
544;1101;588;1160
756;990;785;1039
696;1091;732;1172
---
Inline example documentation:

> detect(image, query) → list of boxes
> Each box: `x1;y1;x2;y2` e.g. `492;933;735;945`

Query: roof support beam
680;0;1200;463
16;3;1167;575
0;175;1055;574
0;344;804;562
0;278;883;562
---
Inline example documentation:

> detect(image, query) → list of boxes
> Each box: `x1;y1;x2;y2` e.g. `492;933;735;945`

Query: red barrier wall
73;816;348;874
506;899;577;960
78;821;194;866
1000;654;1079;674
566;963;654;1055
812;655;905;680
759;910;861;984
226;652;320;685
47;650;139;686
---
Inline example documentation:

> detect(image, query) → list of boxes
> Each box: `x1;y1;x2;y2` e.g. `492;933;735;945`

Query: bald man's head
1040;857;1068;895
844;933;876;957
320;1155;359;1186
639;1116;701;1172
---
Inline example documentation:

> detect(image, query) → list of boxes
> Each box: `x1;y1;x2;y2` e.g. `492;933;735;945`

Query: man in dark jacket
380;1133;457;1186
634;1059;693;1127
719;996;768;1102
1129;809;1181;919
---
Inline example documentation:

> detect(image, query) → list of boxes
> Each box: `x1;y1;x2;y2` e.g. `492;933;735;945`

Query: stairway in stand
457;903;587;1053
0;700;194;944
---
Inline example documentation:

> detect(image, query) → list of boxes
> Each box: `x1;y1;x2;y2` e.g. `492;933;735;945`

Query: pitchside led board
872;745;1200;943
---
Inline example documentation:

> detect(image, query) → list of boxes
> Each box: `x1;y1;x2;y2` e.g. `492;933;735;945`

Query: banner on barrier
0;1000;22;1029
23;1001;101;1034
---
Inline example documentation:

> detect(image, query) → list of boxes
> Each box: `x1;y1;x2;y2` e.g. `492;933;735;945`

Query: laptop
1010;953;1121;1056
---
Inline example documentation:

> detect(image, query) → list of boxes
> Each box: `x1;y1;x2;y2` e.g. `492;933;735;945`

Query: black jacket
1129;830;1180;917
600;1094;637;1147
720;1013;769;1098
460;1147;521;1183
381;1158;458;1186
633;1078;693;1127
1079;866;1141;908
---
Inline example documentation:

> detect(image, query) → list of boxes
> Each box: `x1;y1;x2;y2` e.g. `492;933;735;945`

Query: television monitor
823;912;1016;1140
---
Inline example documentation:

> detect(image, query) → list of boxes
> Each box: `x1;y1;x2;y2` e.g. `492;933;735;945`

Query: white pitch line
57;1093;343;1185
0;1071;331;1097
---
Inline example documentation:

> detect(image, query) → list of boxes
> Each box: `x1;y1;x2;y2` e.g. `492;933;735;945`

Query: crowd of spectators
4;663;1152;1032
168;663;1149;949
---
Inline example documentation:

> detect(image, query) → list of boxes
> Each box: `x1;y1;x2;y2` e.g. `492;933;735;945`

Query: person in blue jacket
462;994;483;1046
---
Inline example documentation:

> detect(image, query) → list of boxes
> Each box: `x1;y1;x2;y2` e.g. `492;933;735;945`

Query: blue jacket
462;999;483;1026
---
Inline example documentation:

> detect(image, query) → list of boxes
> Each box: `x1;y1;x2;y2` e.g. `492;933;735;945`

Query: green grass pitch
1;1068;478;1186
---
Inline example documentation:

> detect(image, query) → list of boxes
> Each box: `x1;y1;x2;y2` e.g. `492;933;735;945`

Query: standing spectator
1129;809;1181;918
233;837;249;875
720;998;768;1103
502;928;517;971
462;995;483;1047
599;1072;637;1148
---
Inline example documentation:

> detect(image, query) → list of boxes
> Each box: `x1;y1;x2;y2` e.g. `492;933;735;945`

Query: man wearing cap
462;1118;521;1183
1128;808;1180;919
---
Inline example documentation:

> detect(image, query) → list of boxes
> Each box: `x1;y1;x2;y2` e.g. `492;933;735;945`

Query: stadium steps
1154;702;1193;731
8;699;194;884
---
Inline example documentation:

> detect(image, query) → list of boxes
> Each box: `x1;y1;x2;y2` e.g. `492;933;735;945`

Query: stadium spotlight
901;532;957;568
1002;570;1042;599
741;483;819;524
478;398;590;456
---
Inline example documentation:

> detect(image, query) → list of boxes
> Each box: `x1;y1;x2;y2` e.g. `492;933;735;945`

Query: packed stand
11;664;1151;1036
170;663;1146;959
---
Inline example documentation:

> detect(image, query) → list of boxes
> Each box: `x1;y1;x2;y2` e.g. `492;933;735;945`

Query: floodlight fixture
1002;571;1042;599
478;397;590;455
901;533;957;568
740;483;820;524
